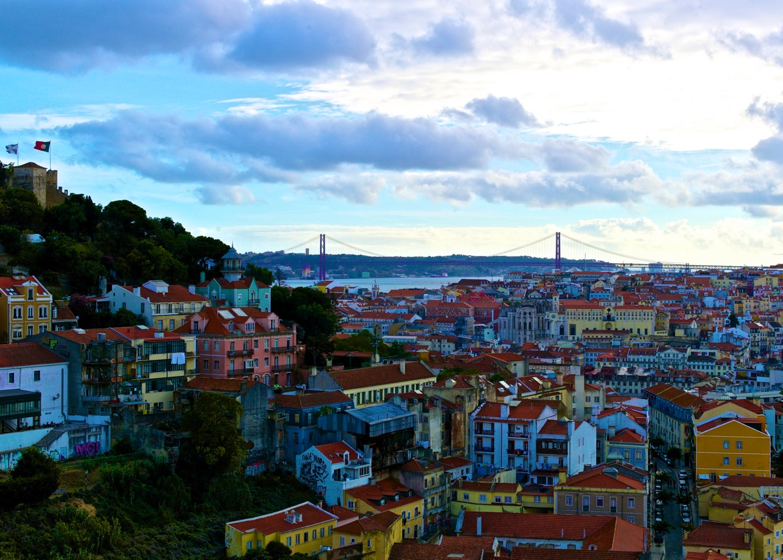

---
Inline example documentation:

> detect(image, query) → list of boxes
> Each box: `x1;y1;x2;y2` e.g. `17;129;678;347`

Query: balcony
508;449;528;456
227;349;254;358
272;363;292;372
474;428;494;436
475;445;495;452
509;431;530;438
82;395;112;402
270;346;293;354
230;368;255;375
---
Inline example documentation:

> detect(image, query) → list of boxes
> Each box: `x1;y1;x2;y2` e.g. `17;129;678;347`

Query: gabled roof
326;361;434;390
683;524;751;550
184;377;258;392
275;390;352;410
717;475;783;488
0;342;67;367
608;428;645;444
52;328;127;345
557;467;645;491
512;550;641;560
695;399;763;419
227;502;336;535
122;283;208;303
389;537;496;560
314;441;362;464
644;383;706;410
439;456;473;470
337;511;400;535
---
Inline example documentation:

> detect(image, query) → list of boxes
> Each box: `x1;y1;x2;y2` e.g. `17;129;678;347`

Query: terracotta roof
684;551;730;560
400;459;441;473
389;537;496;560
474;400;557;422
123;283;208;303
683;524;751;550
0;342;67;367
717;475;783;488
275;390;352;409
325;504;359;525
695;399;763;418
314;441;362;464
337;511;400;535
431;375;477;389
52;328;127;345
644;383;706;410
184;377;258;392
695;417;764;435
111;326;184;340
512;549;641;560
538;419;576;436
439;456;473;470
557;467;645;491
227;502;336;534
608;428;645;444
327;361;434;390
460;512;647;551
0;276;48;296
345;478;422;512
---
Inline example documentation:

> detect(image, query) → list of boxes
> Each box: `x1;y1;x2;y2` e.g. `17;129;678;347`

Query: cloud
408;18;475;56
742;205;782;219
538;138;610;172
295;174;386;205
573;217;660;236
508;0;655;54
465;95;540;128
199;1;376;72
681;166;783;206
57;110;508;184
0;0;375;73
717;28;783;67
195;185;256;205
393;161;663;207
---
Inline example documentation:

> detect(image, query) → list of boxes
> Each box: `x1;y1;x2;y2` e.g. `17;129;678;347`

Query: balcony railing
270;346;293;353
227;349;254;358
82;395;112;402
272;363;292;372
508;449;528;456
475;445;494;452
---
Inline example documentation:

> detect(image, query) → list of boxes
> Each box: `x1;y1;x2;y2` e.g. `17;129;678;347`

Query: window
38;324;47;333
27;325;33;336
724;457;730;466
737;457;743;466
287;537;292;547
504;496;512;504
38;306;47;318
296;534;300;545
479;494;487;503
582;496;590;512
723;440;730;449
157;320;163;329
340;537;345;547
247;542;252;551
12;307;21;319
312;530;316;540
27;288;33;300
214;360;219;370
254;339;259;349
33;370;40;382
320;528;324;538
367;539;372;550
494;496;502;503
303;532;308;543
635;450;642;461
169;319;175;330
565;495;573;506
214;341;220;351
736;440;743;450
596;496;604;507
627;497;635;509
628;516;635;524
141;303;145;313
27;306;33;319
203;360;209;370
8;372;14;384
610;497;617;512
12;328;21;339
463;493;469;500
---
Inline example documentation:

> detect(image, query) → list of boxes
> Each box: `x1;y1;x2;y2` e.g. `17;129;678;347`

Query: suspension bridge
276;232;750;281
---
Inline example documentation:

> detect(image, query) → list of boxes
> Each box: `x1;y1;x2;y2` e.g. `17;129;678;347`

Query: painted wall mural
298;451;329;497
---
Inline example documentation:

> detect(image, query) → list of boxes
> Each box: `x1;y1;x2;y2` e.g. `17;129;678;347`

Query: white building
296;441;372;507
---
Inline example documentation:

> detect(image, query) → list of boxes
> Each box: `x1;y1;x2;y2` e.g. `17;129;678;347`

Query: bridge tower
319;234;326;281
555;232;561;271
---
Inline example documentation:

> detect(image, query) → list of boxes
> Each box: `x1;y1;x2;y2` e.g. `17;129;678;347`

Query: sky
2;0;783;265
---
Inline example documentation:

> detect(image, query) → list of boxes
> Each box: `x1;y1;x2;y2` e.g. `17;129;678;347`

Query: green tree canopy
179;392;247;480
245;264;275;286
272;287;340;365
0;447;61;511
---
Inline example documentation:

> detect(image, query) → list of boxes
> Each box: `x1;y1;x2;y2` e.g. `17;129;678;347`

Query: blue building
275;389;353;464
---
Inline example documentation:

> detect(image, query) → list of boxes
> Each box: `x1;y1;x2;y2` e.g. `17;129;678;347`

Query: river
283;276;502;292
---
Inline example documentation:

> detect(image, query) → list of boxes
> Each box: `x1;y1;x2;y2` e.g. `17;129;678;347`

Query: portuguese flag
34;141;50;152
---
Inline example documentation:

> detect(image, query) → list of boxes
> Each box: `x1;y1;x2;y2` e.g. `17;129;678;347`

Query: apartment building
0;275;52;342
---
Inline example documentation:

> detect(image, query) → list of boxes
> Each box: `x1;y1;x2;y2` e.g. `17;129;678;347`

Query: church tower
220;246;243;282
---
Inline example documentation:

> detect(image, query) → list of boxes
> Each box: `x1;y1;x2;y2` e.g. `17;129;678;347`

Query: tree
266;541;293;560
650;436;666;449
0;448;61;511
179;392;247;480
652;520;672;534
728;313;739;328
187;235;229;280
666;447;682;465
0;187;43;231
245;264;275;286
274;267;287;285
658;489;675;504
773;452;783;478
298;303;340;365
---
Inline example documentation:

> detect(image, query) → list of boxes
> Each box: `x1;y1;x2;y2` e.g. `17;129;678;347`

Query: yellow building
559;301;656;339
683;524;754;560
344;478;425;540
111;326;196;414
754;275;779;289
704;495;779;560
698;476;783;519
225;502;337;558
312;362;436;408
694;400;771;483
333;511;402;560
450;480;523;515
0;275;52;342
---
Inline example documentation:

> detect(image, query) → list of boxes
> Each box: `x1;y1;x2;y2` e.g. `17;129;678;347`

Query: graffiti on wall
245;462;268;477
74;441;101;456
298;452;329;497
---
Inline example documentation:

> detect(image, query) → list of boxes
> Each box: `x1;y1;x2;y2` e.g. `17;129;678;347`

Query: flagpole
49;142;51;171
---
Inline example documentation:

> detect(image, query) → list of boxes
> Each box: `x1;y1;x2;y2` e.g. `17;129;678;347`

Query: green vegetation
0;190;228;296
436;366;481;382
271;286;340;365
0;448;61;512
0;394;320;559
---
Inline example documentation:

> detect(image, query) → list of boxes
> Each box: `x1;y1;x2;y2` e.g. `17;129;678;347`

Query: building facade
0;276;52;343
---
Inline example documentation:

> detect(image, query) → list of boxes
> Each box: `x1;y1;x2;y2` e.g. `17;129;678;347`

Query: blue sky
2;0;783;264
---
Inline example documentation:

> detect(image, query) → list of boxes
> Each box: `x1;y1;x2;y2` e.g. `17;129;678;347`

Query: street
653;456;697;560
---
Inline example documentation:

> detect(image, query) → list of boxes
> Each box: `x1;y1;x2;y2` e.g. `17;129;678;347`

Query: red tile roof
512;550;641;560
460;512;647;551
389;537;496;560
337;511;400;535
0;342;66;367
695;399;763;418
608;428;645;444
124;283;208;303
345;478;422;512
684;551;730;560
314;441;362;464
644;383;706;410
717;475;783;488
275;390;352;409
52;328;127;345
683;524;751;550
439;456;473;470
227;502;336;534
557;467;645;491
474;400;556;422
0;276;48;296
327;361;434;390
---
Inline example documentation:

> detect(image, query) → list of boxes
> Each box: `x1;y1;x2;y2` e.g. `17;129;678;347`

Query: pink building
175;307;297;386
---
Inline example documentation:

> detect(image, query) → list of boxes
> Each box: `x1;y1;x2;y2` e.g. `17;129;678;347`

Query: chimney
155;331;164;338
608;425;616;439
188;284;195;294
97;332;107;342
133;286;141;297
400;361;406;374
240;381;247;391
199;271;206;283
311;366;318;378
476;516;482;536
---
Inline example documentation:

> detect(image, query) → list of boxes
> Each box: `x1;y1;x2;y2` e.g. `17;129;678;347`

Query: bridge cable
493;233;556;257
282;236;320;253
560;233;666;264
325;235;386;257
